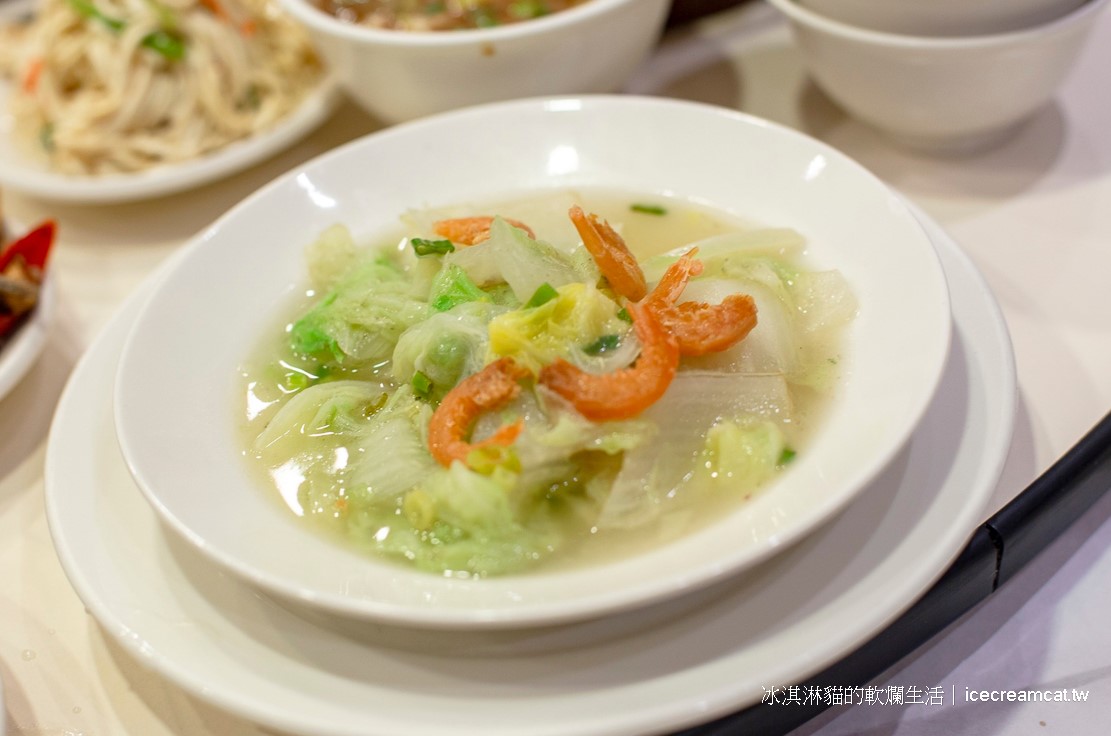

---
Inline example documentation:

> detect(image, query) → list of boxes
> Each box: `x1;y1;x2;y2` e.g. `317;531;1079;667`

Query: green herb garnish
778;447;797;465
411;238;456;256
583;334;620;355
412;370;433;398
283;372;311;392
524;282;558;308
616;307;632;323
508;1;549;19
66;0;186;60
141;29;186;61
631;203;667;216
67;0;125;31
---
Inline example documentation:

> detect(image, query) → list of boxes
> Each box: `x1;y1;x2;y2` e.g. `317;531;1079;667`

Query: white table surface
2;2;1111;734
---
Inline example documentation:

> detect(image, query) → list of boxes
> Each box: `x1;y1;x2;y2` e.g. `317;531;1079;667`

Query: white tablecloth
3;2;1111;734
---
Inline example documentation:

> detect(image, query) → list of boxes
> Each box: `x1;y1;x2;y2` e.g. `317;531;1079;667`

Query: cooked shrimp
427;357;530;467
644;248;702;310
645;247;758;356
569;205;648;301
656;295;758;356
433;216;535;246
539;301;679;421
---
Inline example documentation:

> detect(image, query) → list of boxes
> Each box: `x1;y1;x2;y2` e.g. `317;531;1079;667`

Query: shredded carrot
200;0;230;20
427;357;530;467
21;57;44;94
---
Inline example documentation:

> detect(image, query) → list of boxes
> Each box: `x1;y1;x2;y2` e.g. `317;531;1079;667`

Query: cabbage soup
238;191;856;577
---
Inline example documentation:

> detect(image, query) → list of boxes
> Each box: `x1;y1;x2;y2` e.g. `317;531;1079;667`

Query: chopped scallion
631;203;667;216
67;0;125;31
411;238;456;256
583;334;620;355
778;447;797;465
524;282;558;308
412;370;433;398
67;0;186;60
141;29;186;61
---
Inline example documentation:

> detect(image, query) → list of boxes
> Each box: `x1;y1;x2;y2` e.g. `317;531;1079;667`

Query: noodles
0;0;323;175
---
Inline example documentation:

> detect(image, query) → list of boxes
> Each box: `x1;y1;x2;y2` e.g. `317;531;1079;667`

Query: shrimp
427;357;530;467
655;295;758;356
433;216;535;246
539;301;679;421
645;247;758;356
644;248;703;310
569;205;648;302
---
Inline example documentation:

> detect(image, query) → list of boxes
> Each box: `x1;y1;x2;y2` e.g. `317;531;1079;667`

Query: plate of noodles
0;0;340;203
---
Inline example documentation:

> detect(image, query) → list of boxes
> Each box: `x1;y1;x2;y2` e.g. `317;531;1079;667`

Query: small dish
0;0;342;204
113;95;951;629
798;0;1088;36
0;272;53;403
768;0;1109;152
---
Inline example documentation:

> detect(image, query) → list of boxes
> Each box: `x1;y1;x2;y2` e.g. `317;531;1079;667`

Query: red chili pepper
0;220;57;339
0;220;56;272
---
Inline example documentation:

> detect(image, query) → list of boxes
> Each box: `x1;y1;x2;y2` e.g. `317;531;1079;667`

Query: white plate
0;0;341;204
0;272;53;403
43;206;1014;736
112;95;951;628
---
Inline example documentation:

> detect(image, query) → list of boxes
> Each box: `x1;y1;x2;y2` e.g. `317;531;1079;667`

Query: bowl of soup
275;0;671;123
114;95;951;628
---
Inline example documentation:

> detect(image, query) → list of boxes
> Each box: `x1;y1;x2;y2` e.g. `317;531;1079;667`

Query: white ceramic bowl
114;95;951;629
799;0;1088;36
276;0;670;124
770;0;1108;152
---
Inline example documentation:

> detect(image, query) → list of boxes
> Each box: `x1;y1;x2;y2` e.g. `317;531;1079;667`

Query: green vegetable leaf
429;264;488;312
488;282;630;373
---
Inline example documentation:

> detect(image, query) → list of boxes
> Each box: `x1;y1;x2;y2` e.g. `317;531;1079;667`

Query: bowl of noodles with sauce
0;0;339;201
114;95;951;629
